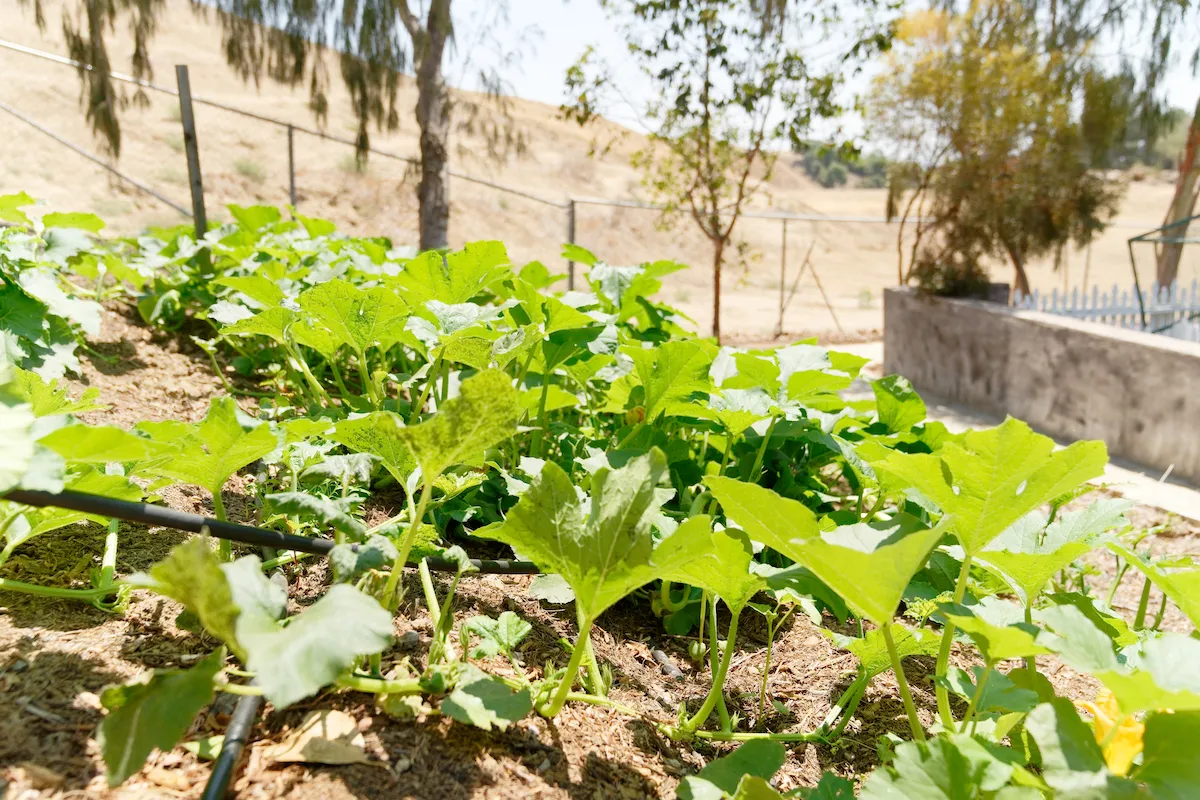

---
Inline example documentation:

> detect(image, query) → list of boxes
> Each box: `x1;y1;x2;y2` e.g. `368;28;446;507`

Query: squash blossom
1076;689;1144;775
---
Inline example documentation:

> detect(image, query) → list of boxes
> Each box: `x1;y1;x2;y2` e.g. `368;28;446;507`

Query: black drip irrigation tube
200;690;262;800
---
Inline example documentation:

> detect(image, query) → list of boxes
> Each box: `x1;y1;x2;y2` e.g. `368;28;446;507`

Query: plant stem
677;606;740;734
708;598;731;731
1105;559;1129;608
530;378;552;458
353;348;380;406
748;417;777;482
215;681;263;696
541;619;595;717
286;342;330;406
693;729;826;743
419;559;441;625
383;483;432;611
337;674;423;695
409;355;442;423
1023;604;1039;676
1133;576;1153;631
98;518;119;589
0;577;118;601
1151;589;1168;631
882;622;926;742
211;491;230;561
659;581;690;614
759;616;775;720
935;554;973;732
822;672;868;738
962;666;992;734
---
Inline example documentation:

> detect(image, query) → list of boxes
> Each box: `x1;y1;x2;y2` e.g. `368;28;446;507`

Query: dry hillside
0;0;1190;338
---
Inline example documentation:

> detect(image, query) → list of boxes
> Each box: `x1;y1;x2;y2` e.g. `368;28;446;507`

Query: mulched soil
1;304;1196;799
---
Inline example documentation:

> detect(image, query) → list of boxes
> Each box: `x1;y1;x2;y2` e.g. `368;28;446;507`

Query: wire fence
1;36;1191;340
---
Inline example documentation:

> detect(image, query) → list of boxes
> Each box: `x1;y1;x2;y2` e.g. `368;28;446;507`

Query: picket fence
1013;281;1200;342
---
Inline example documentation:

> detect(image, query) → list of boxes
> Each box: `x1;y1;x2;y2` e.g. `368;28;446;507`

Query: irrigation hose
2;488;540;575
201;690;263;800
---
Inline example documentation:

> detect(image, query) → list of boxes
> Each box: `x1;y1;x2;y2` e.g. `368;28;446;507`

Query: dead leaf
147;767;191;791
15;762;65;790
263;710;369;765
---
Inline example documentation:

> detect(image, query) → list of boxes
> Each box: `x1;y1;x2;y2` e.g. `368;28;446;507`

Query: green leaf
561;243;598;266
330;534;398;583
623;340;713;419
940;598;1053;663
0;191;36;225
221;555;288;622
794;773;856;800
38;424;172;464
331;412;416;484
706;477;943;625
401;369;518;481
265;492;366;539
213;276;285;307
391;242;511;305
938;666;1039;714
181;735;225;761
660;528;765;613
441;666;532;731
97;648;224;786
1094;634;1200;714
297;279;408;355
873;375;927;433
1025;699;1139;798
228;204;281;231
979;500;1131;606
462;611;532;659
824;622;940;680
861;734;1028;799
19;269;102;336
678;740;786;800
480;450;712;624
11;368;107;416
133;538;243;658
1135;711;1200;799
238;584;393;708
43;211;105;232
301;453;379;486
1108;542;1200;628
877;418;1107;556
0;396;37;493
140;397;278;497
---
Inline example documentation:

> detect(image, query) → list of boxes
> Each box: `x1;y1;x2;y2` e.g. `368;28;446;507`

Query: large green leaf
462;611;532;659
877;418;1107;556
401;369;519;481
390;242;510;305
1135;711;1200;799
12;368;107;416
706;477;943;625
861;734;1029;799
297;279;408;355
140;397;278;497
0;396;36;493
331;411;415;483
441;666;532;731
623;340;713;419
1108;542;1200;629
237;584;393;708
265;492;366;540
97;649;225;786
1094;634;1200;714
479;450;712;623
940;598;1053;663
978;500;1131;606
678;740;786;800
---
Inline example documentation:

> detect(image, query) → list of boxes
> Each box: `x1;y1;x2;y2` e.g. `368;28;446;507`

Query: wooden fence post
175;65;207;239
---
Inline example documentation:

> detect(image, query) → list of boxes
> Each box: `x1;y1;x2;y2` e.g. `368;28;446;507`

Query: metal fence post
287;124;297;207
776;219;788;337
566;198;577;290
175;65;207;239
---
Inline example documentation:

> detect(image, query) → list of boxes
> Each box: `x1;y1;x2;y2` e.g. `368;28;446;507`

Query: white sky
449;0;1200;144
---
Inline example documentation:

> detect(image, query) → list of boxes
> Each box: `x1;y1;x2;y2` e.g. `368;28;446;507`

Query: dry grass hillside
0;0;1191;338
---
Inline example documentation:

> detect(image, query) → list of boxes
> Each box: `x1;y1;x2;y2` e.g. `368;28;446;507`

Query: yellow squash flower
1075;689;1144;776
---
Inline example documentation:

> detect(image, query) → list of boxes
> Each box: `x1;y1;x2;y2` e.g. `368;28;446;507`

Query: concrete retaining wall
884;287;1200;483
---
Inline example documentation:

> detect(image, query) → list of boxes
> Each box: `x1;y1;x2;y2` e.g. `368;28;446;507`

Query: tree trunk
413;0;451;252
1004;241;1031;297
1156;96;1200;288
711;238;725;343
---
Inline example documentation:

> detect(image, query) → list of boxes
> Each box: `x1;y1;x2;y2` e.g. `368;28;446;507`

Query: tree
22;0;521;251
872;2;1124;296
563;0;894;342
1156;96;1200;286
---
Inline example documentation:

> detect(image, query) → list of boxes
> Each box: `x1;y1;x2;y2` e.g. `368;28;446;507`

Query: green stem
962;666;992;734
1023;604;1038;676
211;491;230;561
216;682;263;696
679;605;740;734
748;417;777;482
286;342;330;406
708;597;731;731
409;355;442;423
759;616;775;720
353;348;380;406
0;577;117;601
328;360;352;399
882;622;926;742
336;674;423;695
615;421;646;451
659;581;690;614
563;692;660;725
935;554;973;732
382;483;432;610
98;518;119;589
261;551;313;570
1105;559;1129;608
204;348;236;395
541;618;596;717
1151;589;1169;631
823;672;868;738
1133;576;1153;631
693;730;826;743
419;559;441;625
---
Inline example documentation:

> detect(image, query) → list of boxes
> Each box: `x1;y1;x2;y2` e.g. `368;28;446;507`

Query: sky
448;0;1200;144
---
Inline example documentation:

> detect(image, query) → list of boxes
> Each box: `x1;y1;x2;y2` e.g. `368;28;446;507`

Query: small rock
398;631;420;650
393;757;412;775
74;691;102;711
536;757;552;774
10;659;28;673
